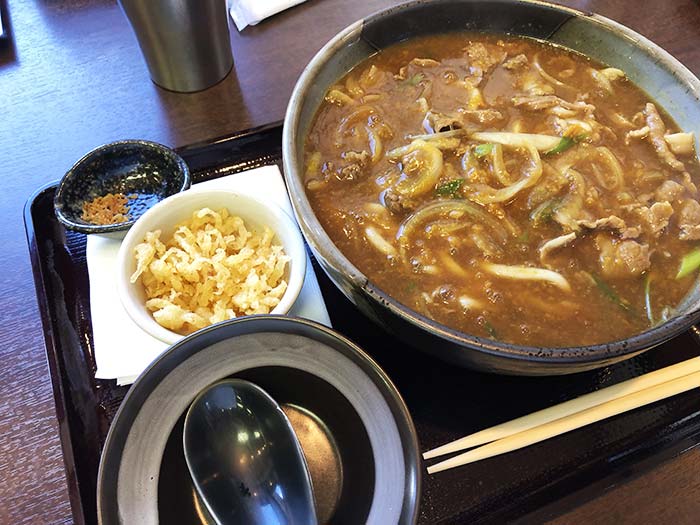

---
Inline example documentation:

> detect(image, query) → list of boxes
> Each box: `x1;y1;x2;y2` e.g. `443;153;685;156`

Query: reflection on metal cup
118;0;234;93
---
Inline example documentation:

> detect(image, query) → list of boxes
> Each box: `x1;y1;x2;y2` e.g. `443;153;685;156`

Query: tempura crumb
130;207;289;335
82;192;133;224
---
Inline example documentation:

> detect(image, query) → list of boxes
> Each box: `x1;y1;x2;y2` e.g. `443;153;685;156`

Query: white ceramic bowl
117;188;306;344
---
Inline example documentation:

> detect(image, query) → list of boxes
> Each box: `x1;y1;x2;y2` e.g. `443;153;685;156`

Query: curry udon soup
303;34;700;347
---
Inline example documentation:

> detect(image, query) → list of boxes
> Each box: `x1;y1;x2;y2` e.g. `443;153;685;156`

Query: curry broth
304;34;700;347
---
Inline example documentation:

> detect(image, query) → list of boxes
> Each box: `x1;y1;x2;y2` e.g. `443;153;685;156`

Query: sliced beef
342;150;370;165
410;58;441;68
458;108;503;124
464;43;506;74
576;215;641;239
635;201;674;237
678;199;700;240
596;235;651;279
512;95;595;114
643;103;686;172
645;103;685;171
383;188;417;214
336;150;371;181
337;164;363;181
654;180;684;202
423;110;466;133
682;172;698;195
502;54;528;70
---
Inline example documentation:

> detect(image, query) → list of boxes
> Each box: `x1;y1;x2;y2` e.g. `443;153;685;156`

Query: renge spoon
183;379;318;525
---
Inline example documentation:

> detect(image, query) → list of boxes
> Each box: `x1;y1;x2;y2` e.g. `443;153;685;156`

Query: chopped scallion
484;320;498;339
543;134;586;156
676;247;700;279
436;178;465;197
473;143;494;158
591;273;633;313
530;198;559;225
403;73;425;86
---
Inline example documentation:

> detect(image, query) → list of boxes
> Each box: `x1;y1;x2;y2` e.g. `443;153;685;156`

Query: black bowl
282;0;700;375
54;139;190;235
97;316;421;524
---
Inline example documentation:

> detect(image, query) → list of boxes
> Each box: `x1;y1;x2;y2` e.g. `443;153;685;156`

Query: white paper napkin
229;0;307;31
88;165;331;385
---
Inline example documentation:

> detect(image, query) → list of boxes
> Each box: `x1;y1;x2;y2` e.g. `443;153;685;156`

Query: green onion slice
676;248;700;279
544;134;587;156
484;320;498;339
435;178;465;197
591;273;633;313
473;143;494;158
403;73;425;86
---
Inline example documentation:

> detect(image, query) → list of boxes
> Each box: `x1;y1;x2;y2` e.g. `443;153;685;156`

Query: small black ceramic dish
97;316;421;525
54;139;191;235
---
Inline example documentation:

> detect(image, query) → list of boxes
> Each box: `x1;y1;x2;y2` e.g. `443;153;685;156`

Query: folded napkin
88;165;331;386
229;0;307;31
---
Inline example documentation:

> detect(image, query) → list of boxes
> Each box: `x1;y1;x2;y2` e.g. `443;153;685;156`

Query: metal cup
118;0;234;93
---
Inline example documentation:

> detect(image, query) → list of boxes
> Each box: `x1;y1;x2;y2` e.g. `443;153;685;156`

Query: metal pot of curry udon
283;0;700;374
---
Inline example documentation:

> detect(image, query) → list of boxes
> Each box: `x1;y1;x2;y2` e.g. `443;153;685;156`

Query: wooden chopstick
423;356;700;460
427;368;700;474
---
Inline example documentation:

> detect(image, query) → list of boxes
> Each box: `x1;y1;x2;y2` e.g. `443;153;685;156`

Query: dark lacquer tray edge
515;428;700;524
24;181;88;525
517;327;700;522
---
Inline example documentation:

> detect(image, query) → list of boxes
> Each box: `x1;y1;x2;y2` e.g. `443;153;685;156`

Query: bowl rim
282;0;700;364
116;187;308;344
96;315;422;525
53;139;192;234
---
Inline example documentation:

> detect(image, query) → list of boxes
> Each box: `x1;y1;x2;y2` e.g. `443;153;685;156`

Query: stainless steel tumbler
119;0;234;93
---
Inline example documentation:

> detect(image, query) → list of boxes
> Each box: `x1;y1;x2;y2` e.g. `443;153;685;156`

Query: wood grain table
1;0;699;523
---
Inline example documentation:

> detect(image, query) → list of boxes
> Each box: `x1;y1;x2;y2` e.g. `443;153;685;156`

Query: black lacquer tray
24;123;700;525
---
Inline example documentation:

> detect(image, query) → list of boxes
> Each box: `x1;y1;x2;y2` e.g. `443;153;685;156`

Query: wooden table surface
2;0;699;523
